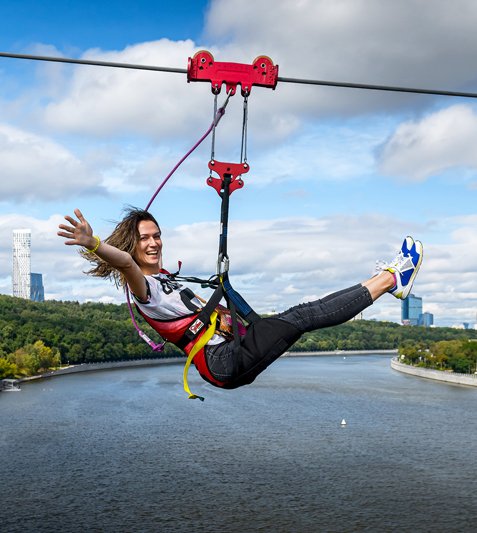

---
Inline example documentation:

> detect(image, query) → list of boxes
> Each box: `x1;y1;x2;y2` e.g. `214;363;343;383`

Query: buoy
340;419;347;427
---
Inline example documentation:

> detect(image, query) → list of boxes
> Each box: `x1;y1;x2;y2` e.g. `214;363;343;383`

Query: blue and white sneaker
385;236;423;300
373;237;413;277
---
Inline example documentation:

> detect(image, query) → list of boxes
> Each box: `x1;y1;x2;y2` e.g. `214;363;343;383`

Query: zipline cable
276;75;477;99
0;51;187;74
1;51;477;99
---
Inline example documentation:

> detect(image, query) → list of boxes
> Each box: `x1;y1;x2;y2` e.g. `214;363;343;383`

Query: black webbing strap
175;283;224;350
217;173;260;326
179;287;202;313
218;175;231;260
175;162;261;352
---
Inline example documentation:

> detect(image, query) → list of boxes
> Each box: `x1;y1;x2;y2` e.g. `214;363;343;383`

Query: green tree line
399;338;477;374
0;294;182;378
1;294;477;378
289;317;477;352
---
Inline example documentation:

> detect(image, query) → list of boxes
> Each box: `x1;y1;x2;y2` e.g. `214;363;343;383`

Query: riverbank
284;349;398;357
18;350;398;383
19;357;185;383
391;357;477;387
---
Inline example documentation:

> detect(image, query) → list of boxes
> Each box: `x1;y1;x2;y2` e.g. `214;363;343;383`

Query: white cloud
1;210;475;326
378;105;477;180
205;0;477;116
21;0;477;151
4;1;476;197
208;0;477;86
0;123;105;201
42;39;213;139
154;213;423;319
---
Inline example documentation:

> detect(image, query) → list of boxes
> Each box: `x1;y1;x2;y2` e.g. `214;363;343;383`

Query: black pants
204;284;373;388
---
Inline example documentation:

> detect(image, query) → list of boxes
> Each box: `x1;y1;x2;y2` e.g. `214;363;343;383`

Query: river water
1;355;476;532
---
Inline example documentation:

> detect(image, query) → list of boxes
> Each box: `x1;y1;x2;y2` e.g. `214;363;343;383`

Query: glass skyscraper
12;229;31;299
12;230;45;301
401;293;423;326
418;311;434;327
30;273;45;302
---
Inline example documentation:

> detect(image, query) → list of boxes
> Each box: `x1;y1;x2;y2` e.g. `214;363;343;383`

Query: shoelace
373;250;414;277
392;251;415;272
373;259;389;277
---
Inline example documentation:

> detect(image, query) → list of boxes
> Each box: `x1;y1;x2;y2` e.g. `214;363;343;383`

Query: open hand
57;208;95;248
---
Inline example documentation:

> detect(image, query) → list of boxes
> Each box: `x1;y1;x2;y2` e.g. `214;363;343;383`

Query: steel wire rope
240;95;249;164
1;51;477;99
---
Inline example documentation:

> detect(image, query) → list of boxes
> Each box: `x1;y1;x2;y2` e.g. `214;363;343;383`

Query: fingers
62;210;88;232
63;209;85;226
58;223;76;233
74;208;85;222
58;216;78;231
57;229;79;247
60;239;77;246
57;208;92;247
58;211;82;242
57;231;76;243
64;215;78;226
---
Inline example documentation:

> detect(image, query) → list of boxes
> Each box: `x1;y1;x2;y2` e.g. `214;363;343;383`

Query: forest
399;338;477;374
1;294;476;378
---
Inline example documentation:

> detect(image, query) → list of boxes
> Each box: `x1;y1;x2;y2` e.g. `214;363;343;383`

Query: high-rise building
30;273;45;302
401;293;423;326
418;311;434;327
12;229;31;299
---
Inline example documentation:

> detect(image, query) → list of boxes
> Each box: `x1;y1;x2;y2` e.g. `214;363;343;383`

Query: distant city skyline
401;293;477;329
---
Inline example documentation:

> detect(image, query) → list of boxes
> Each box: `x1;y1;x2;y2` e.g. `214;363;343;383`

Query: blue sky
1;0;476;327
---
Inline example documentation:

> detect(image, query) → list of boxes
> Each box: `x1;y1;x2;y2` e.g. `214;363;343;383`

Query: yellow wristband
86;235;101;254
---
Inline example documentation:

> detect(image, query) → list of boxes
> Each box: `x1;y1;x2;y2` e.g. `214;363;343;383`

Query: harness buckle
217;254;230;276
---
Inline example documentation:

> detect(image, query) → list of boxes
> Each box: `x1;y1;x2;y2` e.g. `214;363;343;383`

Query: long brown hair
82;207;160;287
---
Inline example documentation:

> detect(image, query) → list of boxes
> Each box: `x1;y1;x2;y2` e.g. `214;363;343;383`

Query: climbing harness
125;51;279;399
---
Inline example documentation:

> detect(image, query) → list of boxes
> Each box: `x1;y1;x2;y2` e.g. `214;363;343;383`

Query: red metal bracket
206;160;250;196
188;50;279;96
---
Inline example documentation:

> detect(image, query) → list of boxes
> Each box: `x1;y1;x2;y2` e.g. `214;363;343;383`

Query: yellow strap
183;310;218;401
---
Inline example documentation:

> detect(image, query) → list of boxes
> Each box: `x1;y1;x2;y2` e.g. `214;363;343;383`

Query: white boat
1;379;21;392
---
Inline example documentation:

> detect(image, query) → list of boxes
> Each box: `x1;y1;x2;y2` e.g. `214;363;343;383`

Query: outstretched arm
57;208;148;301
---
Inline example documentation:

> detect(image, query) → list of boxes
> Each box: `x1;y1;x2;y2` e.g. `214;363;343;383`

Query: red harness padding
136;307;228;388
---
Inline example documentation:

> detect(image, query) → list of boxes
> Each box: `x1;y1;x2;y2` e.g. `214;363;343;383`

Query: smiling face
134;220;163;275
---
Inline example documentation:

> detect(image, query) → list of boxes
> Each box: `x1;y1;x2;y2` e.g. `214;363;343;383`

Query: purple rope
145;106;225;212
126;289;165;351
128;105;227;351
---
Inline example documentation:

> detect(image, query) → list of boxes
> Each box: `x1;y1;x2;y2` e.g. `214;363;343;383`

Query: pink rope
145;106;225;211
126;289;164;351
128;105;227;351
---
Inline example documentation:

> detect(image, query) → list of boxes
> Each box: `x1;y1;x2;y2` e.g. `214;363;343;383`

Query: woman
58;208;423;396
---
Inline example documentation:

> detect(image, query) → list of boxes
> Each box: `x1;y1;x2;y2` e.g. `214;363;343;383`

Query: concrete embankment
284;349;398;357
19;351;398;384
391;357;477;387
19;357;185;383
